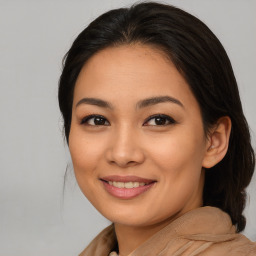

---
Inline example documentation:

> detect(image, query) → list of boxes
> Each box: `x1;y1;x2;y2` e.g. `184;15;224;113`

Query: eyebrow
75;96;184;109
76;97;114;109
136;96;184;109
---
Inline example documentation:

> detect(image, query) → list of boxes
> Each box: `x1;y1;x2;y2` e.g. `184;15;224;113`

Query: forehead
73;44;198;109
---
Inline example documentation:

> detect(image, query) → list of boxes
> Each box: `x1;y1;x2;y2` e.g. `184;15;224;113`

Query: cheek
147;132;205;213
68;127;103;188
68;134;104;207
149;129;206;175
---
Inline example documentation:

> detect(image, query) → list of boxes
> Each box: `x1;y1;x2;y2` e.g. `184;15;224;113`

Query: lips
100;175;156;199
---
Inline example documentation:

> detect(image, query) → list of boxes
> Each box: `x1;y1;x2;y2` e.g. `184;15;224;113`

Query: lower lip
102;181;156;199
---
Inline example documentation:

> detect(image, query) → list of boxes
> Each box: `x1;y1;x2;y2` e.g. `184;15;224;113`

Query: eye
81;115;110;126
144;114;176;126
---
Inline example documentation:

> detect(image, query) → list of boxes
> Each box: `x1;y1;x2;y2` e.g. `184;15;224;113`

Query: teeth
133;182;139;188
113;181;124;188
108;181;147;188
125;182;134;188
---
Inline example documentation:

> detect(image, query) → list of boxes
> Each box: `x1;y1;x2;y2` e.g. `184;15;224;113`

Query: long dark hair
58;1;255;232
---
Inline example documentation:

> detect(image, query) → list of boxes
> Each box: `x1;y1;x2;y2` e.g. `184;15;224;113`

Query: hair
58;1;255;232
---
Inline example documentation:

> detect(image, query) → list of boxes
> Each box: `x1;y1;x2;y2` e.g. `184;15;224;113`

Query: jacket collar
79;207;237;256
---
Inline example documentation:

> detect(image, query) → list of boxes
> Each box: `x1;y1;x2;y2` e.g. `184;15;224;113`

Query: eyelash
80;114;176;126
144;114;176;126
81;115;110;126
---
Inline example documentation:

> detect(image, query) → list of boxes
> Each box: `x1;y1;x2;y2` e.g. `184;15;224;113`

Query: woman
58;2;256;255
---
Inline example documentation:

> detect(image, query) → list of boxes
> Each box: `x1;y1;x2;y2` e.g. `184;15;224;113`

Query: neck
114;214;180;256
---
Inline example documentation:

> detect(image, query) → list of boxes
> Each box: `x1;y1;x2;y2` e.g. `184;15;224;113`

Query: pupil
95;117;105;125
155;117;166;125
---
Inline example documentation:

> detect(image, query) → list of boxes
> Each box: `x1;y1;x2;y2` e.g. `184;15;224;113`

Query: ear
202;116;232;168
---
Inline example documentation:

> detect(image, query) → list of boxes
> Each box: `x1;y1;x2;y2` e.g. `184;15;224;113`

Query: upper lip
100;175;156;183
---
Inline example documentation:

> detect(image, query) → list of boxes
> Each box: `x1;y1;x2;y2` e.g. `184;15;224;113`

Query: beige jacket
79;207;256;255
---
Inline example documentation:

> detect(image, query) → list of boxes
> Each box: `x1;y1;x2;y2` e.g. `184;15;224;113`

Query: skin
69;44;231;256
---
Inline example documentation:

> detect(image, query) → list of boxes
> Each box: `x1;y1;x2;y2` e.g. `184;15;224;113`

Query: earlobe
202;116;232;168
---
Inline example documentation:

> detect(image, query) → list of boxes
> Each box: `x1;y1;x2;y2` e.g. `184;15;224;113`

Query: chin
97;206;151;226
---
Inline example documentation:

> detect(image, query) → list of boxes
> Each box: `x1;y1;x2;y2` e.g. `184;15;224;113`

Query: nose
105;126;145;168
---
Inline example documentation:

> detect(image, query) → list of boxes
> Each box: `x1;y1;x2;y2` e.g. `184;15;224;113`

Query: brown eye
81;115;110;126
144;114;176;126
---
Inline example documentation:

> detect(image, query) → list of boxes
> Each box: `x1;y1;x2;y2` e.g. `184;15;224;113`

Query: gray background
0;0;255;255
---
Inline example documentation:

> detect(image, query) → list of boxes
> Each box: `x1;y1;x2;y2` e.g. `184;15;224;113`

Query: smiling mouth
101;180;153;189
106;181;150;188
100;175;156;199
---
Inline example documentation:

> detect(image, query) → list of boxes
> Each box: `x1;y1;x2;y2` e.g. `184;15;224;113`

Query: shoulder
201;233;256;256
79;224;116;256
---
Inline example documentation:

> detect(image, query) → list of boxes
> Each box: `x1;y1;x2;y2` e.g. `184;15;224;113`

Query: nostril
105;144;145;167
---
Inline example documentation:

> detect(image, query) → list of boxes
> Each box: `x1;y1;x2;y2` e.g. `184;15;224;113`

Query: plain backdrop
0;0;255;255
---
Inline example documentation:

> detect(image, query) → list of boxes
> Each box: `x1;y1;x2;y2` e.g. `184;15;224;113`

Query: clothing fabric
79;207;256;256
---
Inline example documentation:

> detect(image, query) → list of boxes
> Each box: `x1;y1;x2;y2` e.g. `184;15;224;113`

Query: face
69;44;210;227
